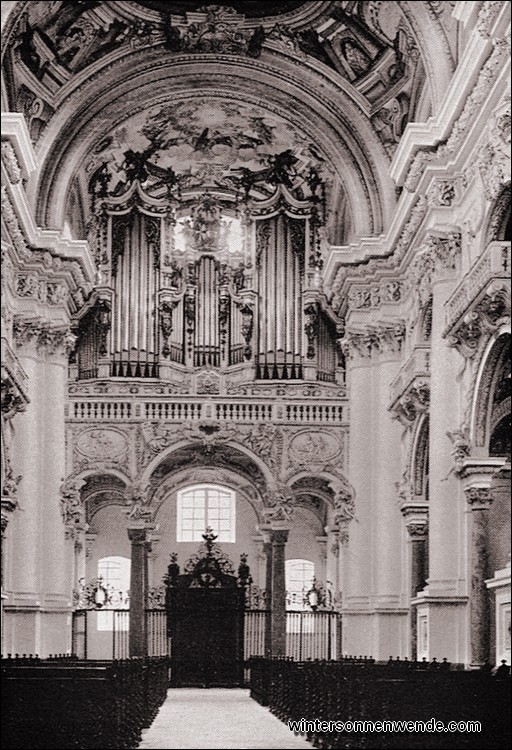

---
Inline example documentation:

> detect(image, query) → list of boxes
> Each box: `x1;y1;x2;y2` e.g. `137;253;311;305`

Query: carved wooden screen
255;213;305;379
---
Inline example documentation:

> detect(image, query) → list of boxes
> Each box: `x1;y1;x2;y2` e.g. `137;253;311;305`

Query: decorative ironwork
73;577;129;610
285;578;335;611
245;584;269;610
182;527;236;586
238;552;252;589
147;585;166;609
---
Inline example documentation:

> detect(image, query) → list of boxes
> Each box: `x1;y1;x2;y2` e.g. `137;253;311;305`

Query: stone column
262;534;273;658
417;235;466;662
270;526;289;657
127;523;154;657
460;459;506;667
402;506;429;660
325;525;340;596
373;330;406;657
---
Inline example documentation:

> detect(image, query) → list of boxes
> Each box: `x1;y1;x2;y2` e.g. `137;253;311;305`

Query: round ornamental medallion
75;428;128;461
289;431;341;465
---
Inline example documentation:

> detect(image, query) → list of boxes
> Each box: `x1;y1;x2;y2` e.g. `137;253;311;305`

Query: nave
138;688;312;750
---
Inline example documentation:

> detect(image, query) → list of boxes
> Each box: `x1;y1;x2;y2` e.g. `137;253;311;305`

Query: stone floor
138;688;313;749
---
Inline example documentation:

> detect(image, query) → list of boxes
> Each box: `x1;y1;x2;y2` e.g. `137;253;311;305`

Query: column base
413;595;469;665
3;606;73;657
341;608;409;660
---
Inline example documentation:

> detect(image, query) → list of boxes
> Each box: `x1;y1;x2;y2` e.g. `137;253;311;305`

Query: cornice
390;2;510;187
1;112;37;177
1;155;96;311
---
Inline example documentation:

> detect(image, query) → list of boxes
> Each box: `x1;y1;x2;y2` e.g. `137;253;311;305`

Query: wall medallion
75;427;128;462
289;430;341;467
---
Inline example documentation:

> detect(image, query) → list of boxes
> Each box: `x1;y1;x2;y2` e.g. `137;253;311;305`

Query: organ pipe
111;211;159;377
255;213;305;379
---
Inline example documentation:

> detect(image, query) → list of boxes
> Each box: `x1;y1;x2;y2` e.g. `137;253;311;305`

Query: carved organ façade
75;182;342;384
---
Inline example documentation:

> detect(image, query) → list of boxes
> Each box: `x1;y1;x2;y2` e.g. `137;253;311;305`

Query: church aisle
138;688;313;749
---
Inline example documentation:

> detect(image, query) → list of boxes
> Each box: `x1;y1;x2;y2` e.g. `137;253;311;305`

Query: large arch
139;438;275;495
470;329;511;451
30;54;394;237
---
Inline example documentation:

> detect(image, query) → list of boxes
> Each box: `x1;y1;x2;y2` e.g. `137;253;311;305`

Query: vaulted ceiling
2;2;458;247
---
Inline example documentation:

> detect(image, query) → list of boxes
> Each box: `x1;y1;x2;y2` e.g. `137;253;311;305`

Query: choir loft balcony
444;241;511;358
65;392;348;426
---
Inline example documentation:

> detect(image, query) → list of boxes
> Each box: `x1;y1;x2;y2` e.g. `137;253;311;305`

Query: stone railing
66;397;348;425
445;241;511;333
389;346;430;407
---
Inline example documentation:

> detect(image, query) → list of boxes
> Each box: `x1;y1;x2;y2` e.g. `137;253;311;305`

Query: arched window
97;556;130;631
285;559;315;611
177;484;236;542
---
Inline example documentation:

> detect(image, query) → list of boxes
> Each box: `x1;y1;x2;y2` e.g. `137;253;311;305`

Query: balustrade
66;397;347;424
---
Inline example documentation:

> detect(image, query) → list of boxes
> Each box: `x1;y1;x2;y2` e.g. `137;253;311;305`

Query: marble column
342;351;374;656
270;526;289;657
460;458;506;667
262;536;273;658
127;523;154;657
402;507;429;660
466;486;493;667
419;261;467;662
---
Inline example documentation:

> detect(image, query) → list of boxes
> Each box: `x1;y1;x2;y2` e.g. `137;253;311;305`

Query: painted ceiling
86;99;330;201
2;2;459;241
134;1;309;18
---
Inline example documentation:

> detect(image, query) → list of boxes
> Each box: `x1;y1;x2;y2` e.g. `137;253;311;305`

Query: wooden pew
1;655;168;750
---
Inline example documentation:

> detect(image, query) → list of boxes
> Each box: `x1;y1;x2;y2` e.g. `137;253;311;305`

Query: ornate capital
269;528;290;545
406;522;429;540
13;318;76;357
343;320;406;360
464;486;493;510
410;231;462;305
459;457;507;507
400;502;429;539
348;280;403;311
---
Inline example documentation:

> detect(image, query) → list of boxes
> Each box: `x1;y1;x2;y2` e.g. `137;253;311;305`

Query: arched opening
488;345;511;459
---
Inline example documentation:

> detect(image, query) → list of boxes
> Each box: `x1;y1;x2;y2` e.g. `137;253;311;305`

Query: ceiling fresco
134;1;309;18
86;99;331;202
2;2;459;241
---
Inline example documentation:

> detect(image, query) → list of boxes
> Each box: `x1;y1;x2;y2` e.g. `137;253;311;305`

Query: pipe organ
76;184;343;384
